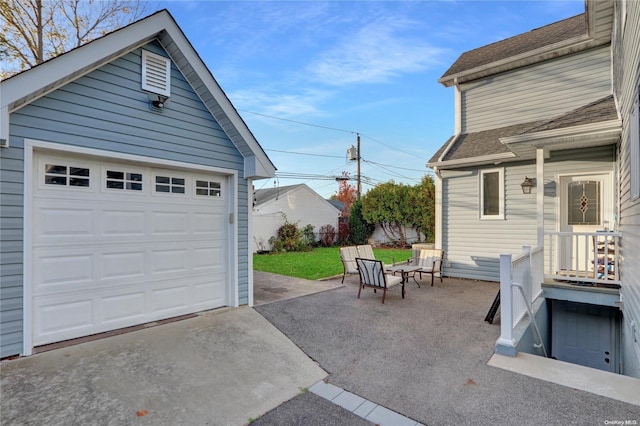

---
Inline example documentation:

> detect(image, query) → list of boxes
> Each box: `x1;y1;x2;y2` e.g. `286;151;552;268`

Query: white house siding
440;146;615;282
613;0;640;378
0;42;251;358
252;186;339;252
462;46;611;133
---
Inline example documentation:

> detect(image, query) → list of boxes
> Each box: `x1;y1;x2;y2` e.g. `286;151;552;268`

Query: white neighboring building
252;184;341;252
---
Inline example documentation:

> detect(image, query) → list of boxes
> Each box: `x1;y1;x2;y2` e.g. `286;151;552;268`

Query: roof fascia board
500;119;622;145
439;35;600;87
0;13;167;143
427;152;516;169
437;133;461;163
1;13;169;110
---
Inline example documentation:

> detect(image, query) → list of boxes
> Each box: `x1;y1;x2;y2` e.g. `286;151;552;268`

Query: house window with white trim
631;82;640;201
480;168;504;219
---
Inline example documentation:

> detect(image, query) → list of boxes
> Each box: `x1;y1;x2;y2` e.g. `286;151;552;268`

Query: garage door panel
102;251;146;280
151;284;191;314
32;152;230;347
151;248;189;274
193;211;226;235
34;203;95;241
34;297;94;343
152;211;190;235
102;210;147;236
193;279;226;308
101;292;146;323
34;251;95;289
193;246;225;272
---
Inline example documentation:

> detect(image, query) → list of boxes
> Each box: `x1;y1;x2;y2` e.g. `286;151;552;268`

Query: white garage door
32;152;229;346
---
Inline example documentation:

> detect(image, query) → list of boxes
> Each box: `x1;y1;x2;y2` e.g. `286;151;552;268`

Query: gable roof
254;184;341;212
0;9;275;179
428;95;619;167
441;14;586;81
438;8;615;88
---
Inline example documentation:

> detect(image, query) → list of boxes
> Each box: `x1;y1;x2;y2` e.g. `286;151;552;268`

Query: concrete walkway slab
0;307;326;426
254;271;342;305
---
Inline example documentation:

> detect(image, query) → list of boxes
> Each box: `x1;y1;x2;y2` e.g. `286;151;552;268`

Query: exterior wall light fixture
521;177;535;194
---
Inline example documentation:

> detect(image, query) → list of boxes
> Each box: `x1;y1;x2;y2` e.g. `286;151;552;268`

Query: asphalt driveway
254;274;640;426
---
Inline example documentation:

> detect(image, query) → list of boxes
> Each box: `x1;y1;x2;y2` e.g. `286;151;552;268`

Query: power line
239;109;356;134
363;159;429;173
266;148;345;159
239;109;422;159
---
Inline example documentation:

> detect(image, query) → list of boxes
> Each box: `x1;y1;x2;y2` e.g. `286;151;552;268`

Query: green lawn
253;246;412;280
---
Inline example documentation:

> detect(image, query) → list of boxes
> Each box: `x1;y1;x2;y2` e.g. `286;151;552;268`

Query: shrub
269;215;314;252
319;224;336;247
348;199;374;244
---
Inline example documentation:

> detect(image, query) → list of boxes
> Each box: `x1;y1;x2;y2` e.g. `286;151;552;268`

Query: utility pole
356;133;361;199
346;134;361;199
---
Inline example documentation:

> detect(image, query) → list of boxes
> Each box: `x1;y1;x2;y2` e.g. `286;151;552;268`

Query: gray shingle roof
524;95;617;133
429;95;618;165
253;184;304;206
440;14;586;81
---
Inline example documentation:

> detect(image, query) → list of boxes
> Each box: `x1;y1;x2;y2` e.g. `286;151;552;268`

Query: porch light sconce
521;177;535;194
151;94;169;109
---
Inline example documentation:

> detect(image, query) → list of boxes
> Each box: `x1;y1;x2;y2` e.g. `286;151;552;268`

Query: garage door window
196;180;221;197
155;176;186;194
44;164;90;187
106;170;143;191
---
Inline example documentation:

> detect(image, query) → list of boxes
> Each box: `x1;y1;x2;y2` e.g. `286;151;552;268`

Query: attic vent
141;50;171;97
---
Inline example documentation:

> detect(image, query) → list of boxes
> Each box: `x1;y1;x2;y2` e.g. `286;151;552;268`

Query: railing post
522;245;531;303
496;253;516;354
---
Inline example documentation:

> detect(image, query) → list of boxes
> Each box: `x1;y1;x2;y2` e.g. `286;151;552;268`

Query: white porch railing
496;246;545;355
546;232;621;286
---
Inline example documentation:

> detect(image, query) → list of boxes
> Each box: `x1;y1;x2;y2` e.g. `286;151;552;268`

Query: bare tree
1;0;149;77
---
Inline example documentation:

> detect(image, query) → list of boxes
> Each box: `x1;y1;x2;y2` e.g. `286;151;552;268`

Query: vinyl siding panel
0;41;251;357
0;143;25;358
441;164;538;281
613;0;640;378
441;146;615;282
462;46;611;133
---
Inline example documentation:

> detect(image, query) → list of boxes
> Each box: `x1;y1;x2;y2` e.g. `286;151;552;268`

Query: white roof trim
500;120;622;146
439;35;600;87
0;10;275;179
426;152;516;169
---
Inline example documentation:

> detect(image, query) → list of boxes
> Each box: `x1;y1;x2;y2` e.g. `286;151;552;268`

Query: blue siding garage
0;11;275;357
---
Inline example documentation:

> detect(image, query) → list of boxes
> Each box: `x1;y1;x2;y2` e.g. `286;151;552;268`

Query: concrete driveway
254;274;640;425
0;307;326;426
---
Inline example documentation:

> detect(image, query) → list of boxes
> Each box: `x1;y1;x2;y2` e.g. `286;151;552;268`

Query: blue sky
157;0;586;198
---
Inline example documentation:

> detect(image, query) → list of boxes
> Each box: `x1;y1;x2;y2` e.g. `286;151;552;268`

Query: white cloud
228;87;333;119
308;17;446;86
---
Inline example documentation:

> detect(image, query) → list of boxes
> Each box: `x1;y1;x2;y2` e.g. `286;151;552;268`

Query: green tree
361;177;436;245
1;0;148;78
361;181;409;245
348;199;374;245
407;176;436;243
